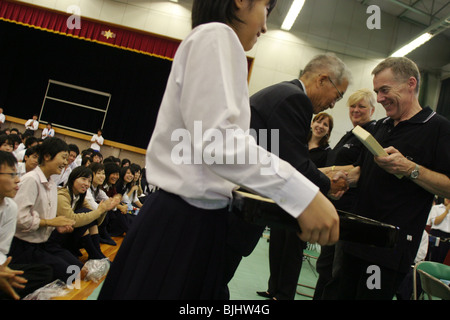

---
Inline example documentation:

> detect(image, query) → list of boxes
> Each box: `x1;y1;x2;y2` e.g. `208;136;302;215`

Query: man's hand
297;192;340;246
326;170;348;200
374;146;413;177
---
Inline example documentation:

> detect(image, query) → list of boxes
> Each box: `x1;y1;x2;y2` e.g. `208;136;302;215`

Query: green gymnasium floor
88;230;319;300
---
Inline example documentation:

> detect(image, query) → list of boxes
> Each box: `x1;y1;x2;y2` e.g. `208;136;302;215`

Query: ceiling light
390;33;433;57
281;0;305;31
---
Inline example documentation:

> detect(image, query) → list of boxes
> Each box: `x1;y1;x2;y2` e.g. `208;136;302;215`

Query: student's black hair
0;150;17;168
0;134;13;148
121;158;131;167
68;144;80;156
116;166;136;195
25;145;39;158
24;136;38;148
66;166;93;211
89;162;105;174
191;0;277;29
129;163;141;173
36;137;70;164
8;134;21;146
103;162;120;186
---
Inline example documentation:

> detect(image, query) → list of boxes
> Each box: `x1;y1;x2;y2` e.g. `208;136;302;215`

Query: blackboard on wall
0;20;172;149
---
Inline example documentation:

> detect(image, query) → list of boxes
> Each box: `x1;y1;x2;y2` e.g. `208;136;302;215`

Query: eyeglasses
328;76;344;102
0;172;19;177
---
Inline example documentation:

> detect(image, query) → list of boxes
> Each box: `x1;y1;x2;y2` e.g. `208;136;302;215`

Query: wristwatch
409;163;420;179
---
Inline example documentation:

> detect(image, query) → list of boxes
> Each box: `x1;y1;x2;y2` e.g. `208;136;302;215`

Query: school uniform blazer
57;188;106;228
250;79;331;194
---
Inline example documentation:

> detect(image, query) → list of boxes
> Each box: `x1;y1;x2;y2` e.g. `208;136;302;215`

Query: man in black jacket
222;53;351;300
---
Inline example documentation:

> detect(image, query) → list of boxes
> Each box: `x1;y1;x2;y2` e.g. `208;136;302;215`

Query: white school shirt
41;128;55;139
25;119;39;131
0;198;18;264
427;203;450;233
90;134;104;151
14;166;57;243
145;23;318;218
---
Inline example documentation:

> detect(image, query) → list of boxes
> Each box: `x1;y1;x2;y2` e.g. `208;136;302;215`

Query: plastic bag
83;258;110;283
23;279;71;300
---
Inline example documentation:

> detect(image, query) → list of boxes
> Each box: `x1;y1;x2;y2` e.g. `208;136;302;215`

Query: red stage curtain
0;0;180;60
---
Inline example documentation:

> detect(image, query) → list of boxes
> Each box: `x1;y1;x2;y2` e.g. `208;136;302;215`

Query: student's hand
296;192;339;246
46;216;76;227
0;257;27;300
98;198;117;212
44;216;75;233
117;204;127;214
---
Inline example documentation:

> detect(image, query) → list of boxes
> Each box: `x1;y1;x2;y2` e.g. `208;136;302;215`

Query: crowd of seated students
0;126;153;299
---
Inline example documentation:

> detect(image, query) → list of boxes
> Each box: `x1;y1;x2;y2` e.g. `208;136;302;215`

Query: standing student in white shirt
98;0;339;300
90;129;104;151
9;137;83;282
427;198;450;263
0;108;5;130
24;114;39;136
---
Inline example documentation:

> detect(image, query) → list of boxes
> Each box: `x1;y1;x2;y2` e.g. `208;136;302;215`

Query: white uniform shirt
0;198;18;264
14;166;57;243
0;113;5;128
90;134;104;151
41;128;55;139
427;203;450;233
25;119;39;131
145;23;318;218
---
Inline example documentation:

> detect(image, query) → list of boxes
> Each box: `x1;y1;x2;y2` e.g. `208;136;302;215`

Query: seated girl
56;166;116;260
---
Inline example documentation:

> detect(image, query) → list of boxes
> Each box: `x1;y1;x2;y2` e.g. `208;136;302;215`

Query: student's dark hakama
98;190;228;299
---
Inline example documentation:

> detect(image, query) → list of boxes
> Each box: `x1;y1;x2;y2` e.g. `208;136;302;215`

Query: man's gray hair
302;53;352;85
372;57;420;94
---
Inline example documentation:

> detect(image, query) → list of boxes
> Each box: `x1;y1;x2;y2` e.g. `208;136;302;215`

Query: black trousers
9;237;83;283
267;227;306;300
322;244;407;300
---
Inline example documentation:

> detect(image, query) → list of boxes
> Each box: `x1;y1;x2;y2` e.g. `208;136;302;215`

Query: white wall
16;0;443;147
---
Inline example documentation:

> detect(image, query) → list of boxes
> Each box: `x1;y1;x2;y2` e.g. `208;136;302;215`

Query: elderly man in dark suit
222;53;351;300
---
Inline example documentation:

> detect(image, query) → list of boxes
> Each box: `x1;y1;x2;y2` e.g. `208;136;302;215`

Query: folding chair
413;261;450;300
296;243;320;298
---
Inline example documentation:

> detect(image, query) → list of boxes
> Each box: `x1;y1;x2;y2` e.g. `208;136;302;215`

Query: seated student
9;137;82;282
0;135;13;153
74;148;94;167
120;158;130;168
15;136;38;163
17;146;39;177
67;144;80;170
9;134;22;158
0;151;53;300
81;156;93;168
54;166;116;260
91;151;103;164
98;163;125;245
129;163;146;205
86;163;121;211
106;166;134;237
124;164;144;208
41;123;54;140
